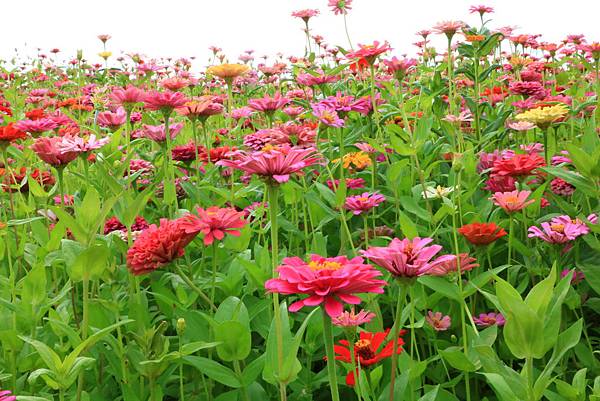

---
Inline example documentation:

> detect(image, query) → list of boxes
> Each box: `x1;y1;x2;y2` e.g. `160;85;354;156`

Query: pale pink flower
247;93;290;113
426;311;451;331
506;120;536;131
97;107;127;130
491;190;534;213
140;122;184;142
30;136;79;166
328;0;353;15
332;308;375;327
433;21;465;37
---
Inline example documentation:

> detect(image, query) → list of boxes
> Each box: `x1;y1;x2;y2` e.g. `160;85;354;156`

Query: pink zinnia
30;136;79;166
97;107;127;130
332;308;375;327
491;190;534;213
360;237;455;278
291;9;319;22
311;104;345;127
110;85;146;108
58;134;109;153
344;192;385;215
426;311;451;331
140;122;184;143
216;145;322;184
528;214;597;243
428;253;479;276
469;5;494;15
328;0;352;15
15;118;59;134
264;254;386;317
144;90;188;114
0;390;16;401
473;312;505;327
126;218;197;275
346;41;391;64
179;206;248;245
433;21;465;37
247;93;290;113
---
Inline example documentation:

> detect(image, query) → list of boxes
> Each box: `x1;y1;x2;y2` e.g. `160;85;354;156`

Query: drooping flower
126;218;197;275
332;308;375;327
216;145;322;184
458;222;507;245
344;192;385;215
382;57;417;80
334;329;405;386
426;311;451;331
179;206;248;245
473;312;505;327
427;253;479;276
139;122;184;143
491;190;534;213
360;237;455;278
264;254;386;317
247;93;290;113
561;269;585;285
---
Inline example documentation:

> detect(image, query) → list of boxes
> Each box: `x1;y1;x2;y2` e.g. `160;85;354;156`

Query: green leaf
439;347;478;372
214;321;251;362
67;244;110;282
184;356;241;388
418;276;461;301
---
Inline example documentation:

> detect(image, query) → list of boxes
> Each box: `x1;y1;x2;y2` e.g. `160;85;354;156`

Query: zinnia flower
458;222;507;245
0;123;27;144
328;0;352;15
207;63;251;81
361;237;455;278
144;91;188;114
344;192;385;215
97;107;127;130
179;206;248;245
264;254;386;317
30;136;79;166
492;153;545;177
332;308;375;327
426;311;451;331
334;329;405;386
126;218;197;275
139;122;184;143
433;21;465;38
15;118;59;134
247;93;290;113
346;41;391;64
311;104;345;127
0;390;16;401
491;190;534;213
216;145;322;184
110;85;146;108
473;312;505;327
515;104;568;129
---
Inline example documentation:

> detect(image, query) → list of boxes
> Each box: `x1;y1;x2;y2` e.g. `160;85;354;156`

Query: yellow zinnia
206;63;250;80
98;51;112;60
515;104;568;130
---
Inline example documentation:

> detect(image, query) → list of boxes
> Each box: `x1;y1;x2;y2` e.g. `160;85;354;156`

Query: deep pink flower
264;254;386;317
360;237;455;278
528;214;597;243
311;104;345;127
126;218;197;275
344;192;385;215
15;118;59;134
382;57;417;79
473;312;505;327
216;145;322;184
179;206;248;245
561;269;585;285
144;91;188;114
30;136;79;166
550;177;575;196
247;93;290;113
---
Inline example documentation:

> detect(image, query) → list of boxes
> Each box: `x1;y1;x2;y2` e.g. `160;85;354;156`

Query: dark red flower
334;329;405;386
458;222;507;245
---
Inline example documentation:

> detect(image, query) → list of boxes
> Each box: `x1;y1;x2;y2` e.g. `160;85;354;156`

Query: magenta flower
320;93;371;115
528;214;597;243
474;312;505;327
179;206;248;245
216;145;322;184
344;192;385;215
0;390;16;401
140;122;184;143
332;308;375;327
144;90;188;114
264;254;386;317
561;269;585;285
247;93;290;113
297;72;340;86
97;107;127;130
15;118;59;134
360;237;455;278
426;311;451;331
382;57;417;78
311;104;345;127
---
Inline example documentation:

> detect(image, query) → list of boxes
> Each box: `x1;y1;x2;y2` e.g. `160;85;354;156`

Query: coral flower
97;107;127;130
346;41;391;64
126;218;197;275
474;312;505;327
179;206;248;245
458;222;507;245
426;311;451;331
216;145;322;184
30;136;79;166
177;100;224;120
291;9;319;22
264;254;386;317
334;329;405;386
433;21;466;37
332;308;375;327
144;91;188;114
344;192;385;215
427;253;479;276
207;63;251;80
361;237;455;278
491;190;534;213
0;123;27;144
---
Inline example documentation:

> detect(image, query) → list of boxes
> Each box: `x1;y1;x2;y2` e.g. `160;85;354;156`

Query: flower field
1;2;600;401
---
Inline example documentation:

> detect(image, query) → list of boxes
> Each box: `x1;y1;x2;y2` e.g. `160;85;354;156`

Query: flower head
144;91;188;114
97;107;127;130
344;192;385;215
458;222;507;245
291;9;319;22
433;21;466;38
110;85;146;108
179;206;248;245
0;390;16;401
515;104;569;129
265;254;386;317
332;308;375;327
491;190;534;213
312;104;345;127
0;123;27;144
426;311;451;331
207;63;251;80
473;312;505;327
328;0;353;15
469;5;494;15
346;41;391;64
15;118;59;134
30;136;79;166
248;93;290;113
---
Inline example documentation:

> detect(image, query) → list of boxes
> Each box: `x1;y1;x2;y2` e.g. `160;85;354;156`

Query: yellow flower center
551;224;565;233
308;260;343;271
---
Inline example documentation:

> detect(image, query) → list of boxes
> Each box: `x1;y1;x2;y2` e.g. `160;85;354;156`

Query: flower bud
176;318;186;336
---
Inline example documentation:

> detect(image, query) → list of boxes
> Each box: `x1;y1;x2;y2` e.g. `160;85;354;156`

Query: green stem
175;264;217;311
234;360;250;401
389;283;408;401
322;308;340;401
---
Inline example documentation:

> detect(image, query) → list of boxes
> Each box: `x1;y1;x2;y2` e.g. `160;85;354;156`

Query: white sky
1;0;599;68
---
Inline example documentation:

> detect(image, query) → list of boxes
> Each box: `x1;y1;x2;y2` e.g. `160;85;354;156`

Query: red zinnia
126;218;197;275
458;222;507;245
492;153;545;177
0;123;27;144
334;329;405;386
179;206;248;245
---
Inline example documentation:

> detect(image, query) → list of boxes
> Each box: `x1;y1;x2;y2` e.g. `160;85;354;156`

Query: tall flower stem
447;37;455;115
175;264;217;311
343;14;354;50
389;283;408;401
267;183;287;401
162;112;177;214
190;119;202;182
210;243;218;311
322;308;340;401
